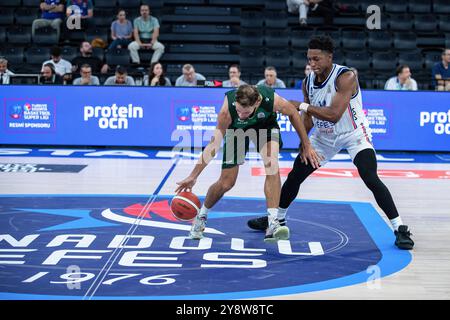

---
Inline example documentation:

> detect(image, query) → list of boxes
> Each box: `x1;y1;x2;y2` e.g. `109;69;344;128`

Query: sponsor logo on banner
364;108;389;135
83;103;143;130
0;163;87;173
5;99;56;132
420;110;450;135
172;101;219;131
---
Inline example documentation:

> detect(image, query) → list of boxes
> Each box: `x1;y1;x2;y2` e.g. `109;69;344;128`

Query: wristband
299;102;310;112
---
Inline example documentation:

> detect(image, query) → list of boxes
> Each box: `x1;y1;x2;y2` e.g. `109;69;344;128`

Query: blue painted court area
0;195;411;300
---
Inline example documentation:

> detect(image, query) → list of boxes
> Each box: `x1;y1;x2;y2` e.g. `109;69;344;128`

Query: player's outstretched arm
175;98;231;193
274;93;322;168
299;71;356;123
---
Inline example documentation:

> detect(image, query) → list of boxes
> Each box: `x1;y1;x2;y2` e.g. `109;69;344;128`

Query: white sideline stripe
172;196;200;213
101;209;224;235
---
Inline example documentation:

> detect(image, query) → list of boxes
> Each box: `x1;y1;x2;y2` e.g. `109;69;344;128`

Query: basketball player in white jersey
247;35;414;250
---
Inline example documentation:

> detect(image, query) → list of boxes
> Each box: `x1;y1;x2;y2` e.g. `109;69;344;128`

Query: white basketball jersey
305;64;370;135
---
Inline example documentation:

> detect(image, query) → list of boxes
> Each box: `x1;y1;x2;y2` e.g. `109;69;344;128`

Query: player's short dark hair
236;85;260;108
396;65;409;75
308;35;334;54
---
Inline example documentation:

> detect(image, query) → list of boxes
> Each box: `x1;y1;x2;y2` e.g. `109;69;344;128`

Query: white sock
267;208;278;224
277;207;288;220
390;217;403;231
198;205;209;219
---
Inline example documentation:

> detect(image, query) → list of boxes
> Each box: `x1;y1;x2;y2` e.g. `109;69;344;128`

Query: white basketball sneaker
264;217;290;243
189;214;206;240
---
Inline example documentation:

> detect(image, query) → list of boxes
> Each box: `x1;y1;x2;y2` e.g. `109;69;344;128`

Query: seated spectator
128;5;165;65
144;62;171;86
42;46;72;83
385;65;418;91
72;41;108;74
66;0;95;30
73;64;100;85
175;64;206;87
432;48;450;91
0;58;15;85
40;63;64;85
104;66;135;86
257;66;286;88
222;64;247;88
109;9;133;51
287;0;334;26
32;0;65;41
294;63;312;89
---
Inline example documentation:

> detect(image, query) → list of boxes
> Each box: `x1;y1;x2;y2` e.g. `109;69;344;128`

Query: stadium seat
174;6;232;16
414;14;437;32
169;44;230;54
446;35;450;48
61;46;77;61
344;52;371;71
264;10;288;29
388;14;414;31
240;49;264;72
433;0;450;14
25;46;51;66
166;0;207;4
240;28;264;47
423;49;443;69
0;8;15;26
15;8;40;25
384;0;407;13
341;29;366;51
393;32;418;51
398;52;423;72
291;29;314;49
292;50;308;71
368;31;392;51
264;29;289;48
333;50;345;65
264;0;286;10
372;52;398;73
265;50;291;70
1;0;21;6
142;0;164;9
210;0;264;5
7;27;32;44
86;28;109;42
105;48;129;67
22;0;41;7
33;27;59;45
438;15;450;33
94;0;117;8
117;0;141;9
241;10;264;28
408;0;432;13
92;47;105;62
95;9;116;28
172;24;232;34
0;27;5;43
1;46;25;64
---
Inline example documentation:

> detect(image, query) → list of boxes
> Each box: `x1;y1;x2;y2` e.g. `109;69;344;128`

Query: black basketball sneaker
394;225;414;250
247;216;286;231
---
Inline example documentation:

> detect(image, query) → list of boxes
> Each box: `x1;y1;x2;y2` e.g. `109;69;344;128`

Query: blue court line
0;194;412;300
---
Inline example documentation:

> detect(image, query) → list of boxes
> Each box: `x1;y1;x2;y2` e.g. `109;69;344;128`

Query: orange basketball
170;191;201;221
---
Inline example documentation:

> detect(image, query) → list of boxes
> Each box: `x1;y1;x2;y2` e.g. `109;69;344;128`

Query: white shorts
310;126;374;166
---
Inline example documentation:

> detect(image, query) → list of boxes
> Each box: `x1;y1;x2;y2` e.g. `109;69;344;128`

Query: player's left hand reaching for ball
300;143;323;169
175;176;197;193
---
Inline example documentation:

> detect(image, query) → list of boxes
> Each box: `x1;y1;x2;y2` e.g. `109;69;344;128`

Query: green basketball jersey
225;85;279;130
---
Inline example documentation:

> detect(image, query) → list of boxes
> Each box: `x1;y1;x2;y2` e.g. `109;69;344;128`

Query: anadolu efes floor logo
0;195;411;300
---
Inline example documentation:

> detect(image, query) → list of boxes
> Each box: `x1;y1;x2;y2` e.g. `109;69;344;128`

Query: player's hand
175;176;197;193
300;143;323;169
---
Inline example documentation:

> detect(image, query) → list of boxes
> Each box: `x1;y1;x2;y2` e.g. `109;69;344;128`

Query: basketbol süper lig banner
0;85;449;151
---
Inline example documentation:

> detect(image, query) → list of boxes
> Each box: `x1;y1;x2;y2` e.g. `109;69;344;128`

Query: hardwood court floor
0;149;449;300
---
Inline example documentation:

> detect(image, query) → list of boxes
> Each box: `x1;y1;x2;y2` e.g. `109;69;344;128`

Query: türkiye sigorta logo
83;103;144;129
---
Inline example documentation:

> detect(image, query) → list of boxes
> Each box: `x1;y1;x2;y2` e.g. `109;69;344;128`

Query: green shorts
221;127;283;169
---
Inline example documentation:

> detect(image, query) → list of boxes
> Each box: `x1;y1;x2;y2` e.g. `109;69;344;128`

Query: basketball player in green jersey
175;84;322;242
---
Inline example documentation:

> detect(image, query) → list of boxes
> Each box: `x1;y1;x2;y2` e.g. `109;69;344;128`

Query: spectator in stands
222;64;247;88
287;0;334;26
385;65;418;91
73;64;100;85
72;41;108;74
128;4;165;66
66;0;95;30
32;0;65;41
257;66;286;88
40;63;64;85
432;48;450;92
104;65;135;86
109;9;133;51
42;46;72;83
0;58;15;85
294;63;312;89
144;62;171;86
175;64;206;87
